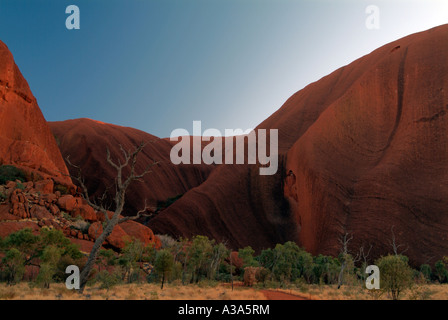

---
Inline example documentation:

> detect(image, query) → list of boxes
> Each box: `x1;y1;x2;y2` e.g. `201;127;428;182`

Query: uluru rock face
49;119;215;217
0;41;70;184
148;25;448;265
282;25;448;265
48;25;448;266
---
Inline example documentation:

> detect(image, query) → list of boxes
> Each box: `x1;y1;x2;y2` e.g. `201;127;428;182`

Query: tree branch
118;199;155;223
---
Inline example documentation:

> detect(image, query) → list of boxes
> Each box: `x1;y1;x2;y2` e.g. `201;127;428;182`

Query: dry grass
0;282;265;300
2;282;448;300
275;283;445;300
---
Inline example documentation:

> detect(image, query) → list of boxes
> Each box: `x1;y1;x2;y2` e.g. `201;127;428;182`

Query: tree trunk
230;254;234;291
337;262;346;289
79;220;116;293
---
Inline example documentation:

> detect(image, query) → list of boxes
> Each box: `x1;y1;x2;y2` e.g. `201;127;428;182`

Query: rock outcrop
49;118;215;217
0;180;161;251
0;40;159;253
0;41;70;184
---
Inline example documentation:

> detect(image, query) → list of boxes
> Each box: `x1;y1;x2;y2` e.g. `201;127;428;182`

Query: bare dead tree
66;142;158;293
389;225;408;256
337;233;351;289
337;232;362;289
359;244;373;267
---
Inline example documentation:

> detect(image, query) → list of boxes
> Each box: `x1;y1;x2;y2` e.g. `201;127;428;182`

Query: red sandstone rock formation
149;25;448;265
45;25;448;265
0;41;159;253
49;118;215;217
0;180;160;251
0;41;71;184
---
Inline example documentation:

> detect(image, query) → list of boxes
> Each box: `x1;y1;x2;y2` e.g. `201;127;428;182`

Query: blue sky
0;0;447;137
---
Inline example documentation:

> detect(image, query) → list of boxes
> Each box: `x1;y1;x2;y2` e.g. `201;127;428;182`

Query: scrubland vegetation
1;228;448;300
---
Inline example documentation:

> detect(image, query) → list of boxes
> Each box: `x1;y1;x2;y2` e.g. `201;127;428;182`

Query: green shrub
1;248;26;284
95;270;122;290
16;182;25;191
35;263;54;289
154;249;174;289
420;264;432;282
255;267;270;285
434;260;448;283
0;165;26;185
376;255;414;300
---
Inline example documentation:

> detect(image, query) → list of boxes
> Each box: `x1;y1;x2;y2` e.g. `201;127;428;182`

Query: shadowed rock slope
49;119;215;217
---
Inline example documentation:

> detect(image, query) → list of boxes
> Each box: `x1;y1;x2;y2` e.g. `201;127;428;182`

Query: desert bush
1;248;26;285
419;264;432;282
238;246;259;268
97;249;117;270
118;239;156;283
0;229;83;286
255;267;270;286
408;273;433;300
312;254;340;284
35;263;54;289
154;249;174;289
0;165;26;185
434;259;448;283
258;242;313;284
34;245;62;288
95;270;122;290
157;234;178;249
376;254;414;300
72;220;91;234
186;235;214;283
16;182;25;191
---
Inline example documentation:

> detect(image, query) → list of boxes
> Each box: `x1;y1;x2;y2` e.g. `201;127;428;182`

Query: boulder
57;195;80;212
106;225;130;249
88;222;103;240
34;180;54;194
30;206;52;220
70;204;97;222
40;193;57;204
49;204;60;215
120;220;156;246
